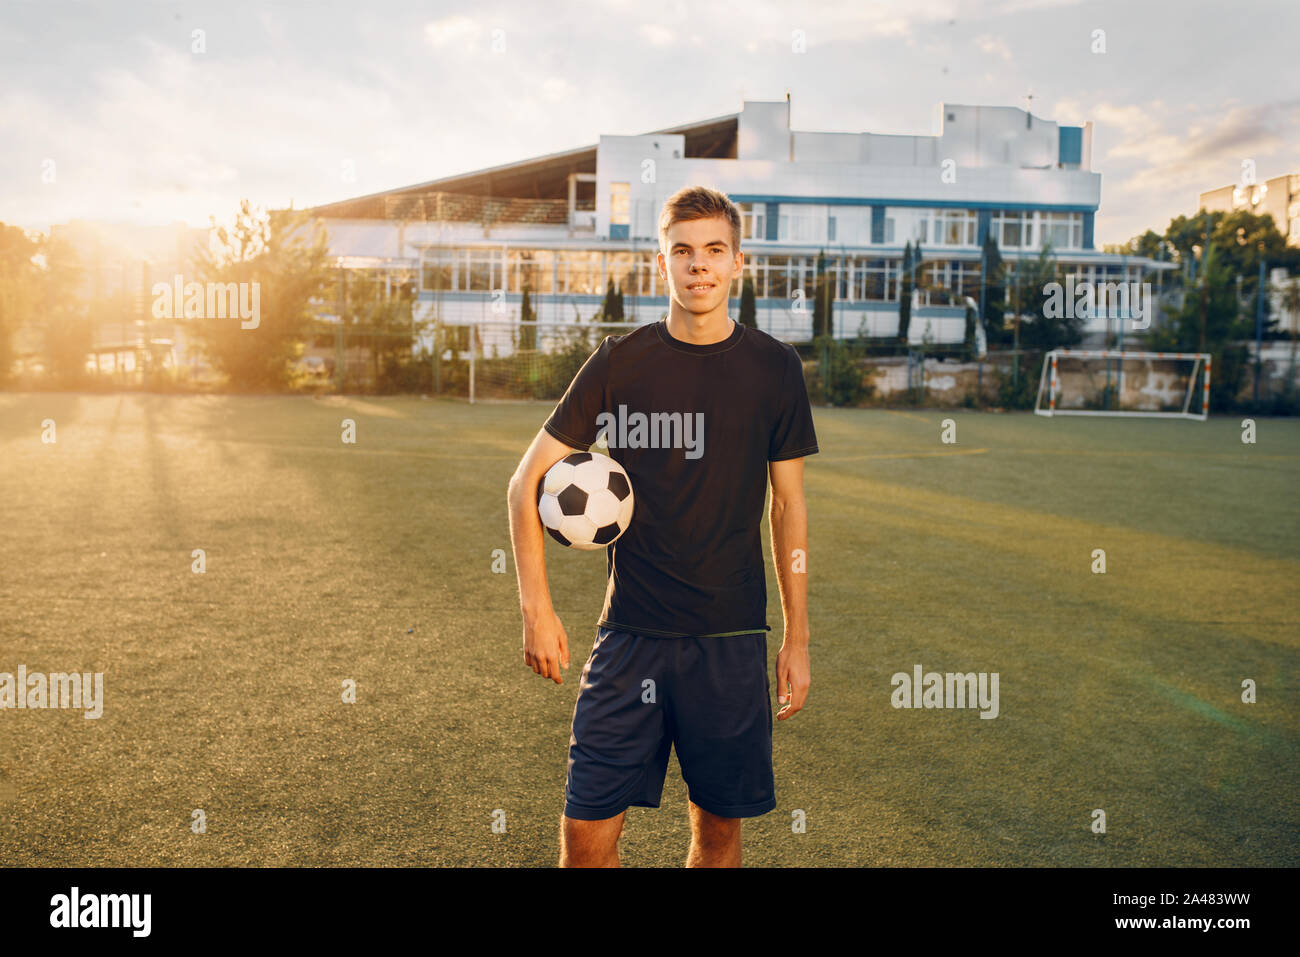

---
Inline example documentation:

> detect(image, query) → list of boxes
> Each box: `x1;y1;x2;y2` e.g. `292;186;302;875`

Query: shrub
992;360;1038;410
806;335;877;407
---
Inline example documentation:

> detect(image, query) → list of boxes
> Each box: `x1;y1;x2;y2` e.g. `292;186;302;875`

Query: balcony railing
381;192;573;226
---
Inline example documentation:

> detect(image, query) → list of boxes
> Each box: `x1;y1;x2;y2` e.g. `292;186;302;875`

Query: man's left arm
768;456;810;721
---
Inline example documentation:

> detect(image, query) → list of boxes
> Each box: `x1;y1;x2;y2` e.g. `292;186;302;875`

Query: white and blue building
309;97;1168;351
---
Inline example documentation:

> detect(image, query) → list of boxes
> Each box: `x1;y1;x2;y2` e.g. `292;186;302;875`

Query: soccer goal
1034;350;1210;420
428;318;647;403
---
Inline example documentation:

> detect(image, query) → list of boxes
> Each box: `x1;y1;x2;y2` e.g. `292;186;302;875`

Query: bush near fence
6;314;1299;415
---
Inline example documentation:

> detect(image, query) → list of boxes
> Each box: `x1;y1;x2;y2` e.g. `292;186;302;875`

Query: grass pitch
0;393;1296;866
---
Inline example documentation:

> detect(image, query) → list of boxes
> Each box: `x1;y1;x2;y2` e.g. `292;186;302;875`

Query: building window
991;210;1082;250
918;260;980;305
557;250;602;295
846;257;896;301
840;257;855;299
825;206;871;246
797;256;818;303
888;208;934;244
931;209;977;246
606;250;656;298
511;249;555;295
1043;212;1072;250
994;211;1024;248
881;209;978;248
765;255;790;298
422;249;454;291
883;258;901;301
610;183;630;226
777;204;828;243
993;211;1034;249
738;203;766;241
463;249;495;291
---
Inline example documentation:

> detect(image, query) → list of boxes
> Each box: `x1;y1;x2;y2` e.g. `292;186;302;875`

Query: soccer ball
536;451;634;550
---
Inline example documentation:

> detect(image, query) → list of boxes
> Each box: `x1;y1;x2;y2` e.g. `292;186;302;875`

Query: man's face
658;216;743;317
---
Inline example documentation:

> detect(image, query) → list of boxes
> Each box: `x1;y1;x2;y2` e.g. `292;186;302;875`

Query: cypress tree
519;283;536;351
899;241;913;346
739;276;757;328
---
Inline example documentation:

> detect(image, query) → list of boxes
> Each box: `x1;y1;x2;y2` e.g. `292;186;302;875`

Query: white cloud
424;16;481;50
539;76;575;101
1084;99;1299;244
0;0;1291;249
975;34;1012;61
640;24;675;47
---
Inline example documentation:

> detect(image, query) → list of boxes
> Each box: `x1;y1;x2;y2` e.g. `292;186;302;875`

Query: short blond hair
658;186;742;255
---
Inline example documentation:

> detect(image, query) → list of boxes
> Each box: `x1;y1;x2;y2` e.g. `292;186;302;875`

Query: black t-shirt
542;317;819;638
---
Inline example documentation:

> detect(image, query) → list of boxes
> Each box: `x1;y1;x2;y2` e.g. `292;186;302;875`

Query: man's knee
560;811;625;866
688;801;742;846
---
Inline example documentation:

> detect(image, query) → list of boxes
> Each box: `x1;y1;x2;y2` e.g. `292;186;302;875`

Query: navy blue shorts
563;625;776;821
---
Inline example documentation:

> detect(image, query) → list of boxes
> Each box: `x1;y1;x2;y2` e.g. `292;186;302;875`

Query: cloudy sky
2;0;1296;245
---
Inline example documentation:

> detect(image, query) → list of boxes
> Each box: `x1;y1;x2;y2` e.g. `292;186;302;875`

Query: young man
506;185;818;867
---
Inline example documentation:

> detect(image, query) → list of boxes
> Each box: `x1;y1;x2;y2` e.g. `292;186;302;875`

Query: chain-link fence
6;313;1299;414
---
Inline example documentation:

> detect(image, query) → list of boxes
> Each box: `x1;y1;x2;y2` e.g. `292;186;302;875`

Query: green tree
1148;238;1250;410
1108;210;1300;411
42;237;94;386
992;245;1062;388
518;283;537;351
1105;228;1163;259
808;335;874;406
981;234;1006;344
0;223;41;385
962;300;978;360
1018;245;1085;350
195;201;331;391
1149;244;1240;351
898;241;913;346
813;249;834;338
1280;277;1300;404
1212;210;1288;331
1151;208;1292;272
348;271;415;389
1163;210;1218;266
738;276;757;328
598;278;622;321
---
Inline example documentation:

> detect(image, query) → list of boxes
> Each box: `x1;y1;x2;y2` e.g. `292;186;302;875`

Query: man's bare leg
560;811;626;867
686;800;742;867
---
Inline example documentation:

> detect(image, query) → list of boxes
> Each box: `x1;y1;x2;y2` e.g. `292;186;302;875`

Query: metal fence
5;313;1299;414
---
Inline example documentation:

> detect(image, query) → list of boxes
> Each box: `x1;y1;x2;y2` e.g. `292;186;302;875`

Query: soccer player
506;186;818;867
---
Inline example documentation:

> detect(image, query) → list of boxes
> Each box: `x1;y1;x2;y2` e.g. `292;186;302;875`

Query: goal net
1034;350;1210;420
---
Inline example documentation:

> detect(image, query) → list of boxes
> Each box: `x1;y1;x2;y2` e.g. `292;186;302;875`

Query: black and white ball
536;451;634;550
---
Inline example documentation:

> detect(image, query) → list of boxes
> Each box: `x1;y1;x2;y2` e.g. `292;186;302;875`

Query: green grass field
0;393;1296;867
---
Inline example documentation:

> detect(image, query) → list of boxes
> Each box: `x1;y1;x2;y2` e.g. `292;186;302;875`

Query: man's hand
775;635;810;720
523;607;571;684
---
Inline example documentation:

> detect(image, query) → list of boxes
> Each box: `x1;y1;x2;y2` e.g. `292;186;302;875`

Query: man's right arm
506;427;580;683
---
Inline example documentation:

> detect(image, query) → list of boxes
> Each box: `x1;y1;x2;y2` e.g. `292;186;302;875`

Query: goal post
429;317;650;403
1034;349;1211;420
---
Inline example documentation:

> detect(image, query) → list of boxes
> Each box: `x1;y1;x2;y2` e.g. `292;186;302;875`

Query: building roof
308;110;739;219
